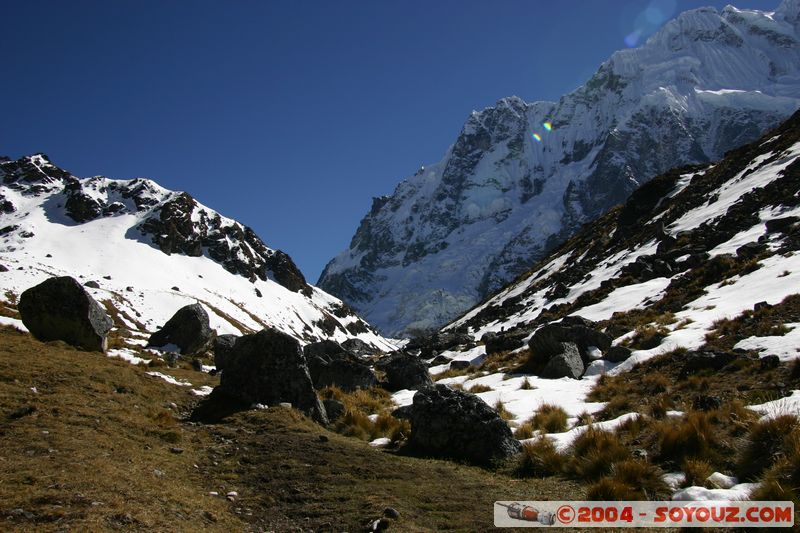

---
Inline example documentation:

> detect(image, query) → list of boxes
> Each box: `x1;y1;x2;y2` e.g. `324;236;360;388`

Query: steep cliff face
320;1;800;337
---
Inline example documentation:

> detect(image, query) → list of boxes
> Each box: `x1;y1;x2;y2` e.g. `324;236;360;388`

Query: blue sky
1;0;778;281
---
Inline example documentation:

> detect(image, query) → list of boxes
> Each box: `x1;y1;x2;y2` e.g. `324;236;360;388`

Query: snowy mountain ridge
441;108;800;371
377;111;800;488
0;154;394;352
319;0;800;337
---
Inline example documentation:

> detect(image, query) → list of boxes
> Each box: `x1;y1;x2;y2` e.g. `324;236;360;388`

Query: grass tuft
681;459;713;488
515;438;564;478
467;383;492;393
528;404;569;434
655;411;722;466
494;400;514;421
565;427;630;481
737;414;799;481
587;460;669;500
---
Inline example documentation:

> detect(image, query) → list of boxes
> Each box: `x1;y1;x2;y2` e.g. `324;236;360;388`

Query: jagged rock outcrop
407;384;522;465
320;1;800;336
0;154;310;295
18;276;113;352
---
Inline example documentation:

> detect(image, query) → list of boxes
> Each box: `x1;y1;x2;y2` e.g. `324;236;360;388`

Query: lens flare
543;121;553;131
532;133;542;142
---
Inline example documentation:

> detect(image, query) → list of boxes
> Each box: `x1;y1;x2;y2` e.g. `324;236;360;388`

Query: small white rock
586;346;603;360
707;472;738;489
369;437;392;448
662;472;686;491
209;491;219;497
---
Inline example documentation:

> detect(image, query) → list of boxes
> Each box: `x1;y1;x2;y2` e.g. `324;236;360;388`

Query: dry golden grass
0;325;592;532
655;411;720;466
0;326;238;532
587;460;670;500
565;427;630;481
681;459;713;488
737;414;800;481
494;400;514;421
319;385;394;414
528;403;569;433
515;437;564;478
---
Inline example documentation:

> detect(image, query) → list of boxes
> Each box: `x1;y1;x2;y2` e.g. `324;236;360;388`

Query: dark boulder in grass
213;334;238;371
375;352;433;391
407;384;521;465
303;339;379;392
18;276;113;352
147;303;213;355
218;328;328;424
322;398;345;421
306;349;378;392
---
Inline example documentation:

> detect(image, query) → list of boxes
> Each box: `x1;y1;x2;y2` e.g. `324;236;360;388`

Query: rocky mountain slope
444;107;800;370
371;108;800;505
320;0;800;337
0;154;393;352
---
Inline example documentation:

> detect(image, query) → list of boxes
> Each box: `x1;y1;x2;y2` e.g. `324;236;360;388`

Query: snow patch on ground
749;390;800;421
523;412;639;452
734;324;800;362
672;483;758;501
108;348;151;365
570;277;672;322
0;316;28;331
146;371;192;387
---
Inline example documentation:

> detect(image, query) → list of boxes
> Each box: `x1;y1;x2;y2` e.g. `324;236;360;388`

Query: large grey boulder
213;334;238;371
376;352;433;391
341;337;375;357
605;345;632;363
303;340;378;391
218;328;328;424
306;350;378;392
303;340;344;360
147;303;213;355
482;327;531;355
407;384;521;465
541;342;585;379
528;319;612;364
18;276;113;352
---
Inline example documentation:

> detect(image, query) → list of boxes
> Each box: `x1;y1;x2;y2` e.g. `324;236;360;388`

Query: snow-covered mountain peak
0;155;393;351
775;0;800;23
444;109;800;370
319;0;800;338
